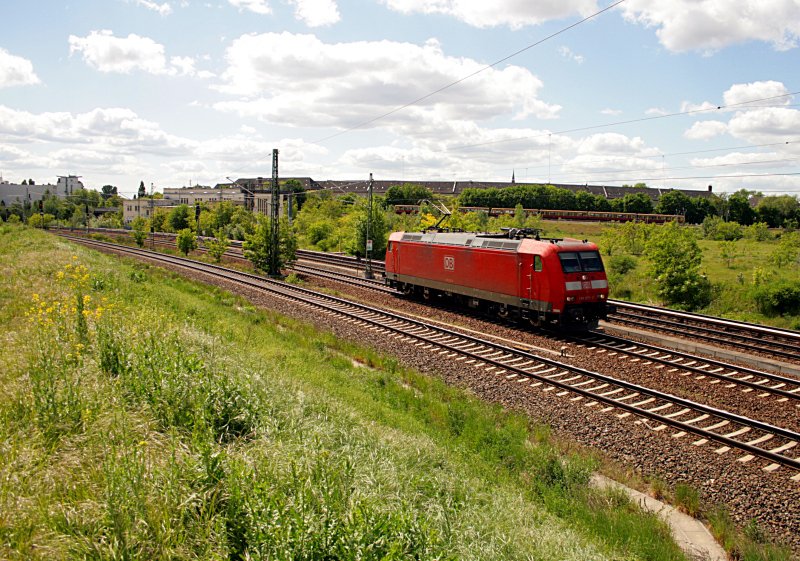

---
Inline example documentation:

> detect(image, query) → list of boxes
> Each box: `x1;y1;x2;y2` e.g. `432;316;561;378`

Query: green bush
702;216;743;240
743;222;772;241
608;255;637;276
753;281;800;316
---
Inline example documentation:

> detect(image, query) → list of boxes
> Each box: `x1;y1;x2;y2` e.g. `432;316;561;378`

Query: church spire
511;169;516;184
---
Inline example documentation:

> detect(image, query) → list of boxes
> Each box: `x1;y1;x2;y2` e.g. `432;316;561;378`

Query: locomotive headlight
566;296;576;302
599;293;606;300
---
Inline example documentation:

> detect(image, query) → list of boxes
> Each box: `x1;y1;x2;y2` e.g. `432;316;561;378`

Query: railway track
565;331;800;404
607;300;800;363
60;234;800;480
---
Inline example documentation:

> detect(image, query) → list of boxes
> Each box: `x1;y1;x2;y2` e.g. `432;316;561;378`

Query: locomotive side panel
391;240;521;304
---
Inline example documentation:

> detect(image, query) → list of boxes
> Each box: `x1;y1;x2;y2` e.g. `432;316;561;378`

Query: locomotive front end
555;245;609;328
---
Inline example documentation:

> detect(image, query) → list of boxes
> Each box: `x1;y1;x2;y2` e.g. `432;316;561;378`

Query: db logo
444;256;455;271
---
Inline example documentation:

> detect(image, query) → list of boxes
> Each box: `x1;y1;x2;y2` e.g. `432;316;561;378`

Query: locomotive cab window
558;251;604;273
534;255;543;272
579;251;604;272
558;252;581;273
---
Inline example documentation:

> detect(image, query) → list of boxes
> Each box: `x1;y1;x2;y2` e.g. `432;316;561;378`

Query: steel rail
609;299;800;344
607;310;800;362
59;235;800;473
567;331;800;401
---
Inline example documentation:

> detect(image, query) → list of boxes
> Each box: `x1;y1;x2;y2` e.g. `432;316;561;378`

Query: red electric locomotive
384;228;609;328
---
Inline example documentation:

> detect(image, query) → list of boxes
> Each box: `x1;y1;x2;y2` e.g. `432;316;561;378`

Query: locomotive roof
394;231;594;252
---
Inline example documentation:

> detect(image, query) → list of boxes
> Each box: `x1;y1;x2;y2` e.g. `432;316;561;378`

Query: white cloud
727;107;800;143
690;151;788;168
0;105;193;155
290;0;340;26
558;46;584;64
600;108;622;116
684;120;728;140
228;0;271;15
134;0;173;15
69;30;205;76
680;100;718;113
0;48;40;88
576;133;658;156
645;107;668;116
382;0;598;29
621;0;800;52
723;80;792;107
0;103;328;189
214;32;560;132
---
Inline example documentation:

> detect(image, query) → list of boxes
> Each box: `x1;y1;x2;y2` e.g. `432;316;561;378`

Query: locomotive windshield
558;251;604;273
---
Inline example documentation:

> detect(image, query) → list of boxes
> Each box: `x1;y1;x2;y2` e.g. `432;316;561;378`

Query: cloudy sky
1;0;798;197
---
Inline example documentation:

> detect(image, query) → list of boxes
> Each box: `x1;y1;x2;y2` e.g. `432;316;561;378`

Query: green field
0;224;695;560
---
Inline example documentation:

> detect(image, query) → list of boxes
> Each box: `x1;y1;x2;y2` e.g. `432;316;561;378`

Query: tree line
384;183;800;228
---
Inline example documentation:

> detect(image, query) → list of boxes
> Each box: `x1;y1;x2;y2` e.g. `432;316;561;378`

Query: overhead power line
453;94;800;151
311;0;628;145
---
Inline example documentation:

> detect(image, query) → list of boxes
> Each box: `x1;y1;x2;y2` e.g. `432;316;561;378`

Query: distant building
0;175;84;206
122;197;175;225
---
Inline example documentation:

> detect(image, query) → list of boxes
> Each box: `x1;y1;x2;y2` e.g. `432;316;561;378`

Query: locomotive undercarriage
392;280;605;330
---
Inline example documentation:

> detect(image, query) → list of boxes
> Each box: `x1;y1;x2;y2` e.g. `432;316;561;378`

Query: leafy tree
70;188;103;208
176;228;197;256
573;190;596;211
151;208;168;233
101;185;118;200
702;216;742;241
282;178;307;211
243;215;296;274
600;222;651;256
384;183;434;206
512;203;526;228
131;216;148;248
168;204;192;232
754;282;800;316
138;181;147;198
27;213;54;228
756;195;800;228
644;222;711;310
726;190;757;225
608;254;637;276
28;178;35;185
612;193;653;214
350;205;389;258
656;190;714;223
743;222;772;241
106;194;124;208
771;231;800;267
720;240;739;268
205;229;230;263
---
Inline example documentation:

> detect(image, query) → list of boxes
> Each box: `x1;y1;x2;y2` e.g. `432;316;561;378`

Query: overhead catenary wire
452;93;800;151
310;0;629;146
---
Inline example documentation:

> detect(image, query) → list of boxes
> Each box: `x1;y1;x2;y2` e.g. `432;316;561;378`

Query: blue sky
0;0;798;197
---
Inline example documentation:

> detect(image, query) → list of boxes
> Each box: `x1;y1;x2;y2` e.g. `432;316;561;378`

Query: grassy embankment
545;221;800;329
0;224;691;560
